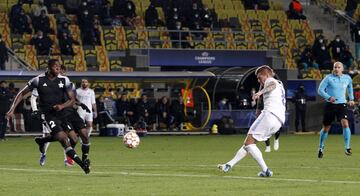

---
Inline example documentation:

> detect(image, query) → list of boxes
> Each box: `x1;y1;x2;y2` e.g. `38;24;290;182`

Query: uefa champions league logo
195;51;215;64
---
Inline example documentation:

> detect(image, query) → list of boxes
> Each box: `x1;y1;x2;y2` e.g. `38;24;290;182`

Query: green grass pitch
1;134;360;195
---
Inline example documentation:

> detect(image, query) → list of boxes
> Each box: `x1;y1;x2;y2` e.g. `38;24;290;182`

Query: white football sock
226;145;248;167
43;142;50;154
274;139;279;151
265;146;271;152
245;144;268;172
87;127;93;137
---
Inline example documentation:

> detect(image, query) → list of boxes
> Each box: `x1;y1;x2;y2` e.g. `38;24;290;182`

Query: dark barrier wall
149;49;269;67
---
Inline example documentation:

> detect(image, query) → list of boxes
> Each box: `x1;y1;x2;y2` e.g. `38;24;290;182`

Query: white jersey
32;88;38;96
262;77;286;124
76;88;96;112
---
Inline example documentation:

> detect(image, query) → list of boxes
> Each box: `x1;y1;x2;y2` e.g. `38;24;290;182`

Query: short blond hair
255;65;275;76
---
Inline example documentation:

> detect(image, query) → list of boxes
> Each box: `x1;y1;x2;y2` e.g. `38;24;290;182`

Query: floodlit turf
1;134;360;195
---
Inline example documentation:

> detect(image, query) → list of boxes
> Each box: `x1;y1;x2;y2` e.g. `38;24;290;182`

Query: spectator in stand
0;34;9;70
9;0;24;25
236;85;251;109
201;5;215;28
340;45;354;69
312;40;332;70
121;0;137;26
57;21;71;40
145;3;160;27
288;0;306;20
112;0;126;16
63;0;82;14
170;95;185;130
187;2;203;28
80;0;96;16
299;45;319;71
78;9;94;31
345;0;359;18
351;19;360;62
116;93;136;125
30;30;52;55
311;35;332;69
93;20;102;45
95;95;106;129
0;81;12;141
33;10;52;35
328;35;346;61
169;21;189;48
166;6;184;30
78;9;100;45
243;0;255;10
12;8;32;35
32;0;48;17
92;0;108;15
59;32;79;55
312;35;325;52
100;0;112;26
218;97;230;110
191;21;205;40
255;0;270;11
156;96;173;130
136;94;155;127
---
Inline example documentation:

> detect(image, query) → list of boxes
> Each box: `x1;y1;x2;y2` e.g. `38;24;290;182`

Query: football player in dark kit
32;64;92;168
6;59;90;174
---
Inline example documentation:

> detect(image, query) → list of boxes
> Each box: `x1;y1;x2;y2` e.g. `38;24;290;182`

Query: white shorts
248;111;282;142
78;108;93;122
42;123;51;134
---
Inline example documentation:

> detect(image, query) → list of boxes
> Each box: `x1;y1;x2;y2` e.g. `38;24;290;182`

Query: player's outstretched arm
6;86;31;119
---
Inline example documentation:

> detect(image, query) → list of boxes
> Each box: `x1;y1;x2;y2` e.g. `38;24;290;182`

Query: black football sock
265;139;270;147
65;147;84;167
275;130;281;140
82;143;90;160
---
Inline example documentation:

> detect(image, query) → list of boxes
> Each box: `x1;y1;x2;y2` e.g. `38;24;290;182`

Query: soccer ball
123;131;140;148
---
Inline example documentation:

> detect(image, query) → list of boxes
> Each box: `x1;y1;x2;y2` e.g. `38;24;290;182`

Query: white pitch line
94;164;360;171
0;167;360;185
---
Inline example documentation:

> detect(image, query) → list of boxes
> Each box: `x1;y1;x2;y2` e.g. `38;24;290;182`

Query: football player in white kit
218;65;286;177
30;88;51;166
76;79;97;136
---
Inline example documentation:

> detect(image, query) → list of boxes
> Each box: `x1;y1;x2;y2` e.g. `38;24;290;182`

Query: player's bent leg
36;133;52;166
341;119;352;156
54;131;89;174
274;130;280;151
79;128;91;166
67;131;79;148
218;144;247;173
244;135;272;177
86;121;93;137
64;131;78;166
265;139;271;152
318;125;331;159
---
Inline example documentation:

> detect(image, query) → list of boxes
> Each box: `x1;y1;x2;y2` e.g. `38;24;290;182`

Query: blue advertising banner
149;49;268;67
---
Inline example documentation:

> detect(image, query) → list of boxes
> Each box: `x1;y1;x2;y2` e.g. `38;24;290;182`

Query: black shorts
59;111;86;133
43;112;66;135
323;103;348;126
